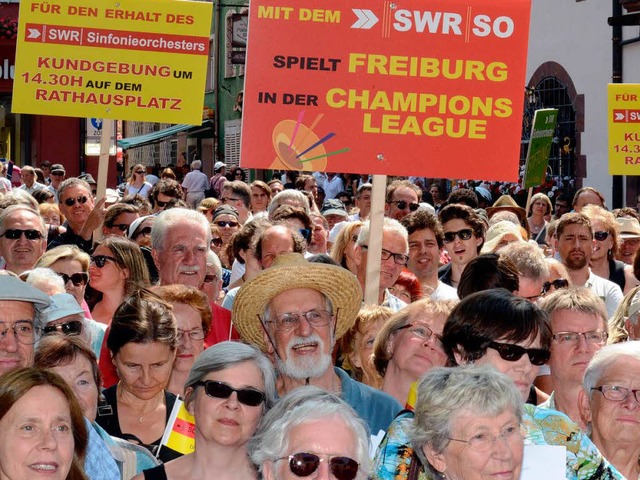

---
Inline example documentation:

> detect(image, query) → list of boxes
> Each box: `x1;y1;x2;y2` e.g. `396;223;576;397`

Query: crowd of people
1;158;640;480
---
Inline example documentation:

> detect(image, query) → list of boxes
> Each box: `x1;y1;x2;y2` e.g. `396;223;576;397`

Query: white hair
25;268;65;296
206;250;222;279
151;208;211;251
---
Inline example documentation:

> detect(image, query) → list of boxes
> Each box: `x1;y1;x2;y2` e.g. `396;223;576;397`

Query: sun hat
617;217;640;239
0;275;50;309
321;199;348;218
212;205;239;221
43;293;84;324
232;253;362;351
485;195;527;224
481;221;524;254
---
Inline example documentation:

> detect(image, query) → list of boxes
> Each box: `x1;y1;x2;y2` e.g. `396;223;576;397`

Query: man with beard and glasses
233;253;402;440
556;213;622;317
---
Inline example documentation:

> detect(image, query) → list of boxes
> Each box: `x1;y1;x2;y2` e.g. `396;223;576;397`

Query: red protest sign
241;0;531;181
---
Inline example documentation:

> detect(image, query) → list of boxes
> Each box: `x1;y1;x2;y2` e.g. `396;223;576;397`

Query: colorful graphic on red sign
241;0;531;180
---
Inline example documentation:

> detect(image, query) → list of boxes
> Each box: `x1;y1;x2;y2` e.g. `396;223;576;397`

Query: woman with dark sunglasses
250;386;370;480
374;289;624;480
124;164;152;199
88;236;149;326
135;341;277;480
582;205;638;294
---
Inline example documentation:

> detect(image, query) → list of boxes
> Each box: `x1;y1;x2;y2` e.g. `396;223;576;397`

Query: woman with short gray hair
136;341;277;480
250;386;371;480
579;342;640;480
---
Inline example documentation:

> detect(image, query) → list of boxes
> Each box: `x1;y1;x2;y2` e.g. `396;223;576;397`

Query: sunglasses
210;237;223;247
108;223;130;232
299;228;312;242
42;320;83;336
64;195;88;207
203;274;216;283
278;453;359;480
389;200;419;212
541;278;569;295
90;255;118;268
0;229;44;240
488;341;550;366
192;380;265;406
594;231;610;241
135;170;145;174
134;226;152;238
57;272;88;287
155;200;169;208
443;228;473;243
216;220;239;228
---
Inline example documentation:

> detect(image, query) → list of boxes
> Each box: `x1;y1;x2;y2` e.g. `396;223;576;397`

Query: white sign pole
363;174;386;305
93;119;112;242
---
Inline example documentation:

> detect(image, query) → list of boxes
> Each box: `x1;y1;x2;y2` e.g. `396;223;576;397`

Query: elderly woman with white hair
579;342;640;480
379;365;525;480
250;386;371;480
135;341;277;480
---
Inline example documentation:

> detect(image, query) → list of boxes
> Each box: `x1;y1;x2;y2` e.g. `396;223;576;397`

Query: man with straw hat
233;253;402;436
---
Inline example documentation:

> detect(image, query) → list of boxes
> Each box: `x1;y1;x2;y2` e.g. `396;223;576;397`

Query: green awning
118;120;213;149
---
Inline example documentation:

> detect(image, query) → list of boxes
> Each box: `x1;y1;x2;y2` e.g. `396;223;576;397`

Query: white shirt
584;270;624;318
323;175;344;199
19;182;46;194
181;170;209;194
431;281;459;301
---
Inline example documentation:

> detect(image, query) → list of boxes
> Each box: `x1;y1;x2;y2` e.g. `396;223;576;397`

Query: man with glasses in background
46;163;65;201
221;180;252;224
48;178;105;253
384;179;422;221
354;218;410;310
538;287;609;430
0;205;47;275
233;253;401;440
437;204;485;288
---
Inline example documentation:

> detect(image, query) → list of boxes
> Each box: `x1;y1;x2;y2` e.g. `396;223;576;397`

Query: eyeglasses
552;331;608;346
176;328;205;341
592;385;640;405
443;229;474;243
267;309;333;332
0;229;44;240
42;320;83;336
192;380;265;406
299;228;312;242
487;341;550;366
276;453;359;480
388;200;419;212
448;424;521;453
361;246;409;266
134;226;152;238
63;195;88;207
541;278;569;295
210;237;223;247
108;223;130;232
396;322;441;344
215;221;239;228
594;231;610;241
0;321;37;345
90;255;118;268
203;274;216;283
57;272;88;287
155;200;169;208
221;197;240;203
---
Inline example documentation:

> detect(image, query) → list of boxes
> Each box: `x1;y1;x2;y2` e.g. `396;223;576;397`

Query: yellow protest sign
608;83;640;175
12;0;212;124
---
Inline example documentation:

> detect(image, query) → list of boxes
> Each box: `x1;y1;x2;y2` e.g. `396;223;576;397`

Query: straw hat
232;253;362;351
481;221;524;254
486;195;527;224
617;217;640;239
